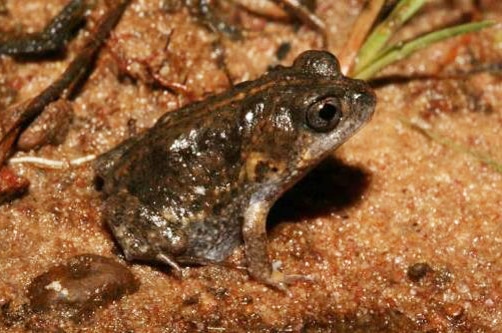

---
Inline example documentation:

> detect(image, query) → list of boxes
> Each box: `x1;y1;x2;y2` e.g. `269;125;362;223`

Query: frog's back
117;106;245;212
98;65;305;217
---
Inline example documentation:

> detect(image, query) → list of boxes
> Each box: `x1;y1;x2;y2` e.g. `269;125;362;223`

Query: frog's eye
305;98;343;132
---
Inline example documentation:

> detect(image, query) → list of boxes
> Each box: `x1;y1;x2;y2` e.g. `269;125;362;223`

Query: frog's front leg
103;189;189;278
243;193;308;294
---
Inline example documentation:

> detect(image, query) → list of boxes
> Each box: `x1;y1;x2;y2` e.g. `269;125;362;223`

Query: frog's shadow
268;156;371;225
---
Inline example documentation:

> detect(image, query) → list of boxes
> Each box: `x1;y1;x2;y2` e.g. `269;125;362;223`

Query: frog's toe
261;275;312;297
272;260;314;281
156;253;183;279
283;273;315;284
261;262;314;296
266;279;291;296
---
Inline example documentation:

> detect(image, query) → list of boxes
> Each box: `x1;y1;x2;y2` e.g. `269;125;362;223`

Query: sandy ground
0;0;501;332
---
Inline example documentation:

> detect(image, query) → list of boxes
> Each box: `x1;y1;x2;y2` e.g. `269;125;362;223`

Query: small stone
27;254;139;322
407;262;432;282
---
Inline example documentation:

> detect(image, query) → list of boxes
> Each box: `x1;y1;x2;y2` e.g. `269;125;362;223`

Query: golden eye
305;98;343;132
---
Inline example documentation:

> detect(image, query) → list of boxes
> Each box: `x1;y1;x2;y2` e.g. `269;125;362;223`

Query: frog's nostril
368;94;377;110
356;91;377;109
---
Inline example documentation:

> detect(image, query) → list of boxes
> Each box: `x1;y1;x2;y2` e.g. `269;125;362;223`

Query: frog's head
241;50;376;190
289;50;376;166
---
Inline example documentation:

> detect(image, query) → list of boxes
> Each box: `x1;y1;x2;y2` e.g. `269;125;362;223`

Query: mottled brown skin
95;50;376;291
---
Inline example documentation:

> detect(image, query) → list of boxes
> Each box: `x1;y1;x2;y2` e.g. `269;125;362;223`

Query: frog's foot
156;253;183;279
243;198;315;295
245;257;314;296
256;261;314;296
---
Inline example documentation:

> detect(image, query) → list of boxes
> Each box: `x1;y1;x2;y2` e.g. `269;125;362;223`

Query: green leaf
353;0;426;75
354;20;495;80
